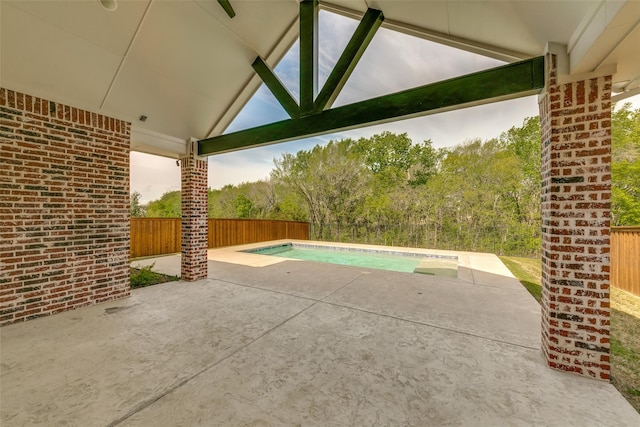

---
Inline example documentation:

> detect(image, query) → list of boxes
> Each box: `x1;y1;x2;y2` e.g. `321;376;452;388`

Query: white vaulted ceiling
2;0;639;157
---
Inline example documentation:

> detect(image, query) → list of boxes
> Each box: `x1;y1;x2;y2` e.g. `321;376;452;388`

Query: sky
130;10;640;203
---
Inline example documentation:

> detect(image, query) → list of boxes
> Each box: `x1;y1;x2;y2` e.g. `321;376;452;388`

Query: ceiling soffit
1;0;639;158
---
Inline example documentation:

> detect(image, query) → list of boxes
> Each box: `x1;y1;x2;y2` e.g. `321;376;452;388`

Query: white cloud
335;24;505;105
130;152;181;203
615;95;640;111
208;152;272;189
326;95;539;149
274;41;300;100
317;10;359;87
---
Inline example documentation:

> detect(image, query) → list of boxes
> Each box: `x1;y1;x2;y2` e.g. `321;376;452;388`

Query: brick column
538;53;612;380
180;155;208;281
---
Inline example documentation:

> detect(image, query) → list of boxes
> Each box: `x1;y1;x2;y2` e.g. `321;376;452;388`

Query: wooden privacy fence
130;218;309;259
611;226;640;297
130;218;181;259
208;218;308;248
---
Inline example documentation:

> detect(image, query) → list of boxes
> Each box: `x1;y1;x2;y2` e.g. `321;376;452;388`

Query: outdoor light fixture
139;115;148;122
98;0;118;11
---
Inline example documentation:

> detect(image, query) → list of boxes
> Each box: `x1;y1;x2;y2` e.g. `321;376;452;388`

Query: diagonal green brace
252;57;300;119
199;57;544;156
217;0;236;18
314;8;384;112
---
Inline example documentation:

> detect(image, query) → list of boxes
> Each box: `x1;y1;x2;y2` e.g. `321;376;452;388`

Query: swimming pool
245;243;458;277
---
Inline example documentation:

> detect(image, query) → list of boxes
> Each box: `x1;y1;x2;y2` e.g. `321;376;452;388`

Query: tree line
131;104;640;257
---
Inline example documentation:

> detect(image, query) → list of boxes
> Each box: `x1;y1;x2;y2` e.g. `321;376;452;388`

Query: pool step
413;258;458;278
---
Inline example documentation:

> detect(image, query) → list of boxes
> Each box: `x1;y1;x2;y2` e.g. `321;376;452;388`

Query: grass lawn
500;256;640;413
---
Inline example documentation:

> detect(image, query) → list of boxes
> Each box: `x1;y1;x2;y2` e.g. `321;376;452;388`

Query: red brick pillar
538;53;612;380
0;88;131;325
180;154;208;281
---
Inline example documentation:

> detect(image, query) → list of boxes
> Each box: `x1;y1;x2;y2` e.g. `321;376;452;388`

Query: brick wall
538;55;612;380
0;88;131;326
180;155;208;281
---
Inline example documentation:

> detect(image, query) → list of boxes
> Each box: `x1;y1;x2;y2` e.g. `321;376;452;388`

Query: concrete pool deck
1;241;638;425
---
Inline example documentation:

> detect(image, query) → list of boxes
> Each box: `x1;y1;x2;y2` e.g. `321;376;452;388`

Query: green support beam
198;56;545;156
217;0;236;18
256;4;381;119
299;0;318;116
314;8;384;112
252;57;300;119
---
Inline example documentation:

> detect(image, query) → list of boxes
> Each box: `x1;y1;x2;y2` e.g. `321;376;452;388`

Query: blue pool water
246;244;457;275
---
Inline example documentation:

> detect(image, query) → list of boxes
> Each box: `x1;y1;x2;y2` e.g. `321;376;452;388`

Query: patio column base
180;154;208;281
538;51;612;380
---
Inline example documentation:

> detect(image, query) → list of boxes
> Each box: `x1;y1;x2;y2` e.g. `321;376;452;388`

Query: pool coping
244;241;458;260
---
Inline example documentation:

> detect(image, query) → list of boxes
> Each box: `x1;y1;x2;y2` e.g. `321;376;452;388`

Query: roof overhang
2;1;639;158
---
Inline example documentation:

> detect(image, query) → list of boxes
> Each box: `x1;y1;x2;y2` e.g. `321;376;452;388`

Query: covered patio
2;0;640;422
2;243;638;425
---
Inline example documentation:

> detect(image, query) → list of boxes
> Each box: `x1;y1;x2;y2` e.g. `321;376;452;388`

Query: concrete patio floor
1;241;638;426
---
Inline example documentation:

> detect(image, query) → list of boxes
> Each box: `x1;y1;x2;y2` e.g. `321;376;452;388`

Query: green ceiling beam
216;0;235;18
252;57;300;119
199;57;544;156
314;8;384;112
299;0;318;116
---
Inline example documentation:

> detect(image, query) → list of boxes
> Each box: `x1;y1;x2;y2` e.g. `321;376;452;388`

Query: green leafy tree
419;138;539;255
354;131;437;187
208;180;279;219
209;185;238;218
145;190;181;218
500;116;541;183
612;104;640;225
499;117;542;230
130;191;146;217
273;191;308;221
272;139;371;239
233;194;254;218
